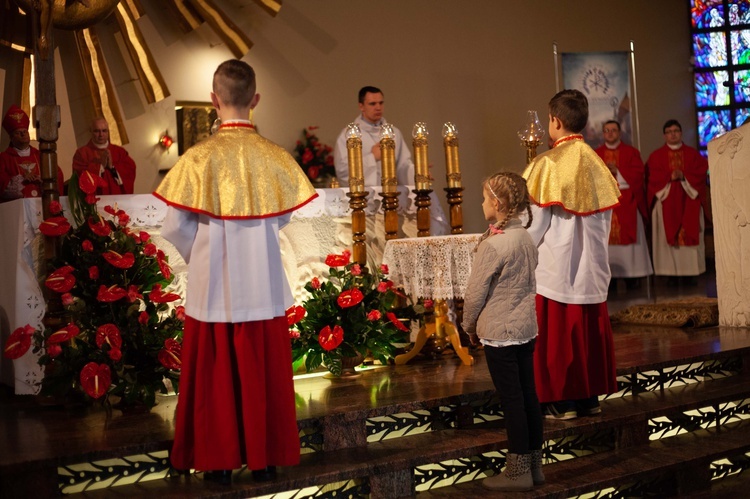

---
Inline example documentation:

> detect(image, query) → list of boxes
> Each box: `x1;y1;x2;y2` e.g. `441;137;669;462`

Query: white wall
0;1;693;234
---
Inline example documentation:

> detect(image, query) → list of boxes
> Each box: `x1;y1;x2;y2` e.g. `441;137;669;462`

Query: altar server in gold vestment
155;59;316;484
523;89;621;421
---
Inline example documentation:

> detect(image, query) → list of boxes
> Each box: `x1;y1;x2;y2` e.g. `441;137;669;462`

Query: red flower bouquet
287;250;410;376
2;172;184;409
293;126;336;182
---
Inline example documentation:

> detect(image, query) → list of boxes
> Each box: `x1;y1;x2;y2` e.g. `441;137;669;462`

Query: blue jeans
484;340;544;454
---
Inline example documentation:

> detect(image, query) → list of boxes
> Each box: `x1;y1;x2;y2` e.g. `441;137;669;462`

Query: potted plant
287;250;410;377
293;126;336;187
3;172;184;409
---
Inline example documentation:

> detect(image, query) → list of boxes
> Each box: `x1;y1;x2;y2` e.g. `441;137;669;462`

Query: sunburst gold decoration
2;0;283;145
14;0;121;31
114;2;170;104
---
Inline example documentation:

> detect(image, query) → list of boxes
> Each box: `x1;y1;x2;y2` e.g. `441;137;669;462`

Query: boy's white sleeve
161;207;198;263
525;204;551;246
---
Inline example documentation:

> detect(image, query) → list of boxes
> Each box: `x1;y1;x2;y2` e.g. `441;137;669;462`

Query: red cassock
595;143;646;245
646;144;708;247
72;141;136;195
0;146;64;199
534;296;618;403
171;316;301;471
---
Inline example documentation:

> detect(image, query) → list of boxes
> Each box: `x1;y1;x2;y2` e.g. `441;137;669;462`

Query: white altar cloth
382;233;482;300
0;187;448;394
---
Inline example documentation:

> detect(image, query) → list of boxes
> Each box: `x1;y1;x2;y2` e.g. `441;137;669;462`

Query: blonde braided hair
475;172;533;251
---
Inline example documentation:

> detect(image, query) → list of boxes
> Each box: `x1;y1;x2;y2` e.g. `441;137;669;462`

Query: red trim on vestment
219;123;255;130
552;134;584;147
529;196;619;216
152;191;319;220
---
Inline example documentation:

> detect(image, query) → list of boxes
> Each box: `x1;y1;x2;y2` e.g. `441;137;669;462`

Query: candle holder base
413;188;432;237
347;190;369;265
444;186;464;234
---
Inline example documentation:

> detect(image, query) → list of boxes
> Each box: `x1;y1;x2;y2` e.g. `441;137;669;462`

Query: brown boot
531;449;545;485
482;453;533;491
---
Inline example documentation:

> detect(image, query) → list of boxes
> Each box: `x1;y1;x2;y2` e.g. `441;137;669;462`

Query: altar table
0;187;448;394
382;233;481;365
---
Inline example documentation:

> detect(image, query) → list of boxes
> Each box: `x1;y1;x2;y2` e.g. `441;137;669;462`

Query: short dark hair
213;59;256;108
358;86;383;104
549;89;588;133
663;119;682;133
603;120;620;130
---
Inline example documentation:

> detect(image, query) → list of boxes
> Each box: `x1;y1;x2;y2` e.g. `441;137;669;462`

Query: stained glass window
697;110;731;147
691;1;750;154
736;106;750;124
693;32;727;67
729;0;750;24
695;71;730;106
730;30;750;63
734;69;750;101
692;0;725;28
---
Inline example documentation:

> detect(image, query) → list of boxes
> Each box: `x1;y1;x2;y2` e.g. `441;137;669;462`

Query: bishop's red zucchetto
2;105;30;135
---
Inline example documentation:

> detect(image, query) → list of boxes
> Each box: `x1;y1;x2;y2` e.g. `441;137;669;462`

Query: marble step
419;418;750;498
73;373;750;499
683;468;750;498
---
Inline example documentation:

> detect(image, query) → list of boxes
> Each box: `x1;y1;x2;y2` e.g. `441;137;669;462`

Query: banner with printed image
561;51;633;149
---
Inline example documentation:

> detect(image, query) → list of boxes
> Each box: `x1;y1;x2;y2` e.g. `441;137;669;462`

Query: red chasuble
646;144;707;247
595;143;646;245
0;145;64;199
72;141;136;195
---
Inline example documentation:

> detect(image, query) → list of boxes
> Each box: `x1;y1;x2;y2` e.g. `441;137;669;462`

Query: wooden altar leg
441;322;474;366
394;324;432;365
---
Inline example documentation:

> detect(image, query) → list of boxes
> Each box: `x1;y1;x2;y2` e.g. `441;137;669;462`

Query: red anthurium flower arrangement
337;288;364;308
39;216;71;237
46;324;80;344
157;339;182;370
0;171;185;409
150;283;181;303
156;250;172;279
80;362;111;399
88;215;112;237
287;250;413;376
3;325;35;360
318;325;344;351
97;284;128;302
95;324;122;350
286;305;306;326
45;266;76;293
102;250;136;269
293;126;336;182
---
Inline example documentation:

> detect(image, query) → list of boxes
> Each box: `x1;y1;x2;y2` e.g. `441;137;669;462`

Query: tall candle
412;122;430;190
442;122;462;188
380;124;397;193
345;123;364;193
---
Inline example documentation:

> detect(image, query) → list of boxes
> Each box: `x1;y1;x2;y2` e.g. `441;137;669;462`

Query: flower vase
325;352;365;381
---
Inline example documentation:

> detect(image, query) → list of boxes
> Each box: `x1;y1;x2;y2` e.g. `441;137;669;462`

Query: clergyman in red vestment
595;120;653;289
0;105;64;201
646;119;708;279
72;118;136;194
